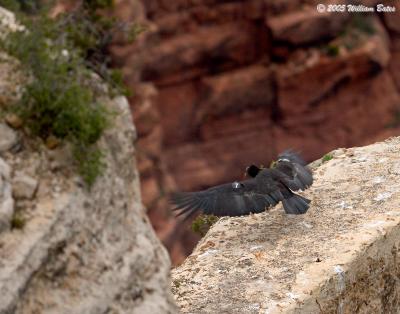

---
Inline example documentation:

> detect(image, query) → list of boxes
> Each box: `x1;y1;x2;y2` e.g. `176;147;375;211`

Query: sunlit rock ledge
172;137;400;313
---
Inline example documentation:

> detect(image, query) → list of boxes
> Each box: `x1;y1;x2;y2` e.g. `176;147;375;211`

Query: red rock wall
110;0;400;265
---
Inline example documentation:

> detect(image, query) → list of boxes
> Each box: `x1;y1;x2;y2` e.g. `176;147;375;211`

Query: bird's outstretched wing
275;151;313;191
277;150;307;166
171;179;283;220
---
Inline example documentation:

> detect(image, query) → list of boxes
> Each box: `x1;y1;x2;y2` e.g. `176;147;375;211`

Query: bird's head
245;164;262;178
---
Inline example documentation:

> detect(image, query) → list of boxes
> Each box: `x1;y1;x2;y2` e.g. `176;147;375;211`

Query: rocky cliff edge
0;7;177;314
172;137;400;313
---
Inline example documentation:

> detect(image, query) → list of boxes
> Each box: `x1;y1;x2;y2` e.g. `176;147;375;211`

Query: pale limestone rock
0;94;177;314
0;123;18;153
0;7;177;314
172;137;400;314
12;174;38;200
0;53;27;108
0;157;10;179
0;157;13;232
0;6;24;36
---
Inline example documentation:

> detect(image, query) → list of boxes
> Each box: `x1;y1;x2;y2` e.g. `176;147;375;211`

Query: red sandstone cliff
110;0;400;265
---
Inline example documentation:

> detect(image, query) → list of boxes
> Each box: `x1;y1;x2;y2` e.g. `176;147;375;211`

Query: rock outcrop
0;7;177;314
172;137;400;313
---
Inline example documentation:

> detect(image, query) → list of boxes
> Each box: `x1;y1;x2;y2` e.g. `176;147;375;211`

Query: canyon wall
0;7;178;313
110;0;400;264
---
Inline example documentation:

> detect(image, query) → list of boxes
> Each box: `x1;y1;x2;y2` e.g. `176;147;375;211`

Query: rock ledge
172;137;400;313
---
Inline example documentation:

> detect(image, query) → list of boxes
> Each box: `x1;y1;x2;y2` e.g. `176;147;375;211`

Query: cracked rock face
0;7;178;313
0;158;13;232
0;123;18;153
0;97;178;313
172;137;400;314
12;173;38;200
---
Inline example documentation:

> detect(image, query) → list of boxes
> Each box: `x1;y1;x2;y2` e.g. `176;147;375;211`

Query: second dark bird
171;151;313;220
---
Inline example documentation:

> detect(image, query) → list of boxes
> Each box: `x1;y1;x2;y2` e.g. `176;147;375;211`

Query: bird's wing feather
277;150;307;166
171;179;283;218
275;161;313;191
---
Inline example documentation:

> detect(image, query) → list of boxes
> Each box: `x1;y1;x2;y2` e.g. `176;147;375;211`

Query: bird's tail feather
170;192;200;221
282;194;310;215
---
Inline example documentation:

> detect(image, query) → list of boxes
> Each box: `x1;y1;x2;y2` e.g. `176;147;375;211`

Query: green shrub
0;14;111;187
0;0;41;13
192;214;219;236
325;44;340;57
11;211;26;229
0;1;139;187
322;153;333;163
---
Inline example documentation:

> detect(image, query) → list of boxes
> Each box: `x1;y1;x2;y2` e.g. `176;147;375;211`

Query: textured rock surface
383;1;400;34
0;6;24;35
0;158;13;233
267;4;349;45
172;137;400;313
12;173;38;200
0;123;18;153
0;97;178;314
0;7;178;314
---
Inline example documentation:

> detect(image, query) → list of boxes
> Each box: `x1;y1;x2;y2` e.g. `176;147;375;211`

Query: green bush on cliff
0;0;41;13
0;0;138;187
192;214;219;236
324;44;340;57
322;153;333;163
321;15;376;57
10;211;26;229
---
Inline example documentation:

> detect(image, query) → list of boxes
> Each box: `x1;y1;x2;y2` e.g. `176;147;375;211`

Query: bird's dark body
171;151;313;219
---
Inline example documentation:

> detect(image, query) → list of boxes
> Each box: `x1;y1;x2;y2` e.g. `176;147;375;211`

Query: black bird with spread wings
171;151;313;220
